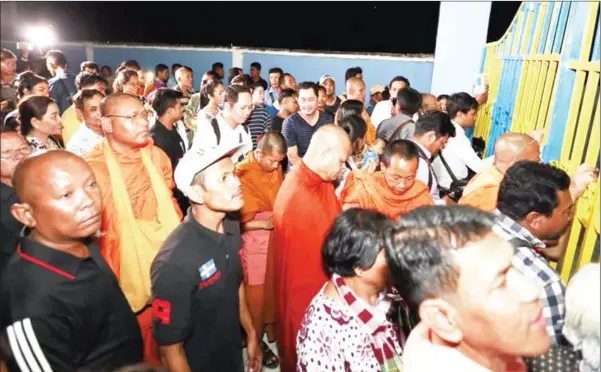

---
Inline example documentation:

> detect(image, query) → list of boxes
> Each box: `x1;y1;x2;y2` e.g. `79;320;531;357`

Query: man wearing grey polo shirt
282;82;331;170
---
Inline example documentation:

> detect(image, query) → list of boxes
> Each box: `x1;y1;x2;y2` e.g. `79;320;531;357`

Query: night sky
1;2;521;54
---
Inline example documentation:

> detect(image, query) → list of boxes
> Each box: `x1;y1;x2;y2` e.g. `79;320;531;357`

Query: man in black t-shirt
1;150;143;371
151;141;262;372
150;88;189;213
249;62;268;91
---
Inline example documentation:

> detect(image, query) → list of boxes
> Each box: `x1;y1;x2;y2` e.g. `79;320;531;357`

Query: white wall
430;2;492;96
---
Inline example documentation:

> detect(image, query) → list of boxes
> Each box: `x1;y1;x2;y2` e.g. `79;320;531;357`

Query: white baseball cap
174;141;244;197
370;84;386;96
319;75;335;85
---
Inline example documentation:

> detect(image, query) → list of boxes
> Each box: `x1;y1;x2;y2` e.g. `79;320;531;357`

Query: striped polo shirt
282;111;331;158
244;107;272;149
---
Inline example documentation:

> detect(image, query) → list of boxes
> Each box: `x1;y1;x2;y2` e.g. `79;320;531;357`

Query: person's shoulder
153;220;198;268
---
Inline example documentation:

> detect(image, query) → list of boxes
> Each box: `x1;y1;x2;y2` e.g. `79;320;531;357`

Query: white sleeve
456;135;485;173
370;100;392;128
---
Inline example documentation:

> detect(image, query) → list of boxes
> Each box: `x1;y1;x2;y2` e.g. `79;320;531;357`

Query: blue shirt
48;71;77;115
282;111;331;158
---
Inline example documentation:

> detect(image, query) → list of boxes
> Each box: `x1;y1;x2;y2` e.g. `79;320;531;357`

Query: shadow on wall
0;41;435;96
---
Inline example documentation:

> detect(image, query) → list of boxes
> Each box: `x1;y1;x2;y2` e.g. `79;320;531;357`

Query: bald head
257;131;287;156
346;77;366;103
422;93;438;112
494;132;541;173
304;125;351;182
100;92;141;116
100;93;151;149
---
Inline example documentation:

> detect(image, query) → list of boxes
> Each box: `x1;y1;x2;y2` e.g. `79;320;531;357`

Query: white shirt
432;121;484;189
335;157;358;198
191;112;252;164
410;139;446;205
66;123;103;157
370;99;393;129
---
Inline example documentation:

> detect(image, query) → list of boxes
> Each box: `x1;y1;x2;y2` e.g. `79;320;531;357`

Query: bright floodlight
25;26;56;48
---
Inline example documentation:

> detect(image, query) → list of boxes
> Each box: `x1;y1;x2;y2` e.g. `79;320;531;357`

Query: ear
75;108;84;122
11;202;37;228
187;184;205;205
418;298;463;344
100;117;113;134
30;117;41;130
524;211;544;231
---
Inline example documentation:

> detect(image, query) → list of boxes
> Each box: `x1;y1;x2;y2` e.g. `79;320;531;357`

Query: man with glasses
0;128;32;273
84;92;183;367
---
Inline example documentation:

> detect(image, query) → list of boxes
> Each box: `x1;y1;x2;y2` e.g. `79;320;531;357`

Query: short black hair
211;62;223;71
437;94;450;101
230;74;252;88
268;67;283;76
250;62;261;70
396;87;423;116
278;88;297;104
171;63;183;74
0;49;16;62
317;85;326;94
322;208;392;277
339;114;367;143
152;88;183;117
17;73;47;99
18;95;55;136
202;79;224;98
345;66;363;81
296;81;318;96
228;67;243;84
155;63;169;75
73;89;105;110
381;139;419;167
75;72;108;91
224;85;251;105
122;60;141;71
45;50;67;67
80;61;98;72
384;205;498;305
336;99;363;123
100;65;112;74
446;92;479;119
414;111;456;139
389;76;410;88
498;161;571;222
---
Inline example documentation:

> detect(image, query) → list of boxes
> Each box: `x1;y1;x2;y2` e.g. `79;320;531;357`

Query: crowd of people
0;45;599;372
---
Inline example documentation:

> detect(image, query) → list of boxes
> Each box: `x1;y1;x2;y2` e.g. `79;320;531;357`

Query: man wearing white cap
151;140;262;372
319;75;341;117
367;84;385;115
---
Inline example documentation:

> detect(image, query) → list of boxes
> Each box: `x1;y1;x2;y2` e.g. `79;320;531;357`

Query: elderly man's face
103;96;151;148
449;233;550;357
0;133;31;180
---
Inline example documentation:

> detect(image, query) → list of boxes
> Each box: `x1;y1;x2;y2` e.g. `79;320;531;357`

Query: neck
158;115;175;130
1;176;12;187
191;204;226;233
300;110;318;124
302;157;328;182
30;129;49;142
1;72;14;84
342;276;381;306
179;85;190;96
277;109;289;118
252;76;260;82
412;136;430;153
30;230;90;259
85;122;104;136
107;137;140;155
445;337;513;372
222;111;239;129
206;101;219;115
326;95;336;105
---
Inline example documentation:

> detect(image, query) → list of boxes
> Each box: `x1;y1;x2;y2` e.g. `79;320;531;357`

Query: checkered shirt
493;210;566;345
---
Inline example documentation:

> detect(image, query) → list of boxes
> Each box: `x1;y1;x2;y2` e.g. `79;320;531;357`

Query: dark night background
1;2;521;54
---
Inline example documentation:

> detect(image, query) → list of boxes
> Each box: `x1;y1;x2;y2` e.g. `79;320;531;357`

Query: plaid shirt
493;210;566;345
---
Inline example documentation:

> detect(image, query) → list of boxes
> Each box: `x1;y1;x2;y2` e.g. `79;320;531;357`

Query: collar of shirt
451;120;467;138
183;208;237;242
409;138;432;159
493;209;546;249
18;236;103;279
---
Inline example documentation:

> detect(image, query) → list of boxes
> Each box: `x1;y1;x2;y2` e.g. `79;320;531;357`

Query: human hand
529;129;545;145
262;218;274;230
570;164;599;199
246;337;262;372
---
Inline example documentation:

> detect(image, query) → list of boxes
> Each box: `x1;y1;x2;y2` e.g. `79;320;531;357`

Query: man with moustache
273;125;351;371
84;92;182;366
0;128;32;272
0;150;143;371
151;140;262;372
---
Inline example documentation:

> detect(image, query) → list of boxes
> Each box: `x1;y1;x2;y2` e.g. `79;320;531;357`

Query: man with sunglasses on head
84;92;183;368
0;127;32;273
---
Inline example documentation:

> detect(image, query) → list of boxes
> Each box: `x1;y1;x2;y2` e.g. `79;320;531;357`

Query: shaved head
422;93;438;112
100;92;141;116
100;92;151;150
304;125;351;182
11;150;103;241
346;77;366;103
257;131;287;156
494;132;541;173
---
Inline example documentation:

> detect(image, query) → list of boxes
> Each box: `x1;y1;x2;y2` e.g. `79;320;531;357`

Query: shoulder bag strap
210;118;221;145
438;153;460;183
414;145;433;190
387;119;413;143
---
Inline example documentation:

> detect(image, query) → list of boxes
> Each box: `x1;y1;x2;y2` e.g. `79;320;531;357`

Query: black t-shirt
0;237;143;372
150;120;189;213
271;115;285;133
151;211;244;372
253;77;268;91
0;182;22;274
324;96;342;117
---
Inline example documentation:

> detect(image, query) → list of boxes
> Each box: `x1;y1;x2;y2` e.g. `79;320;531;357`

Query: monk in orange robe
459;132;540;211
84;93;182;367
273;125;351;372
234;131;286;368
344;77;376;144
340;139;434;219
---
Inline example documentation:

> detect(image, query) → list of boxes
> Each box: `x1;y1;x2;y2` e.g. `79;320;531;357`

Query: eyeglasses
106;110;152;122
0;145;33;159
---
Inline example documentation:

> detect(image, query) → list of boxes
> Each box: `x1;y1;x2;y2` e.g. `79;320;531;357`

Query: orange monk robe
340;170;433;220
365;116;376;145
84;139;182;367
272;160;341;372
458;165;504;212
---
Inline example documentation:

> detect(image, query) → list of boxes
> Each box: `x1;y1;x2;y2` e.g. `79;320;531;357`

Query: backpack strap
210;118;221;145
387;119;413;143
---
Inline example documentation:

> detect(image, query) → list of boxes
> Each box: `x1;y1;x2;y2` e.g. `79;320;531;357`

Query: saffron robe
272;160;341;372
458;165;504;212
